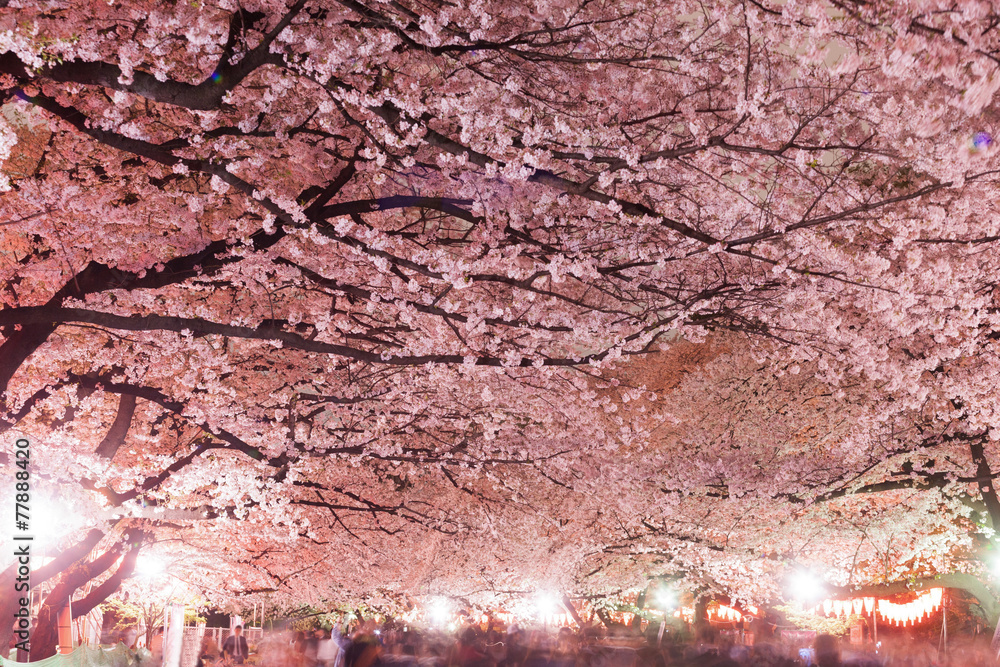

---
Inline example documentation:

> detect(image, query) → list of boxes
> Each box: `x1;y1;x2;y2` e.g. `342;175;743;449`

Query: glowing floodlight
654;589;675;610
135;554;167;578
428;598;451;626
535;592;558;618
789;570;825;603
23;492;86;549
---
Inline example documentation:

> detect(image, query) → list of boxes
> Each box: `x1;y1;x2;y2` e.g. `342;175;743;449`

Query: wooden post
57;599;73;654
873;606;877;645
938;590;947;658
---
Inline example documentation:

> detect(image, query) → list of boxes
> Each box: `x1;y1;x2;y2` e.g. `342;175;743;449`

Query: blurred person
222;626;250;665
293;631;309;667
521;631;553;667
203;634;220;662
319;629;342;667
197;635;219;667
419;641;446;667
346;631;383;667
635;626;664;667
500;629;526;667
484;630;506;665
452;627;490;667
304;629;322;667
813;634;841;667
575;626;605;667
550;627;577;667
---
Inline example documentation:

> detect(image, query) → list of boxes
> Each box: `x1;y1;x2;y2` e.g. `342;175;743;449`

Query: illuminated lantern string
709;605;743;622
822;589;943;626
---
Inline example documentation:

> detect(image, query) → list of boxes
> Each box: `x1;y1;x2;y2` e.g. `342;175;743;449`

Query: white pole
164;604;186;667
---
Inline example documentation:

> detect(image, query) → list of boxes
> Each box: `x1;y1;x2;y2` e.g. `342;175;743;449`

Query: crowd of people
199;620;1000;667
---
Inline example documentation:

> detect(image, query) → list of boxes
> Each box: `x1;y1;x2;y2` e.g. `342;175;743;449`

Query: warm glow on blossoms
1;2;1000;655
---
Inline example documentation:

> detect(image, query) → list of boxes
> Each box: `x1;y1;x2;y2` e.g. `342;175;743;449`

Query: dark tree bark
594;607;613;629
0;529;105;652
971;441;1000;530
71;545;141;619
94;393;137;459
30;536;135;661
561;594;587;627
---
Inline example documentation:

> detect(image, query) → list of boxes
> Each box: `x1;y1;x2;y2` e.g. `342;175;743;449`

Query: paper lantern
823;600;833;616
864;597;874;614
930;588;943;606
852;599;863;615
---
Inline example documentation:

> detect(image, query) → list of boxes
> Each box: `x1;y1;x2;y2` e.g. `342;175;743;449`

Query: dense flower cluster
0;0;999;622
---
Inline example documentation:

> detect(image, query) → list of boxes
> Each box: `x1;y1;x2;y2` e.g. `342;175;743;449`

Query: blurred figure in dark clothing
452;628;489;667
814;634;841;667
635;627;665;667
344;632;383;667
500;629;526;667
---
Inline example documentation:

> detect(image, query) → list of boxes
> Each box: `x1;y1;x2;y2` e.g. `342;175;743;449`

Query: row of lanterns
875;588;944;626
821;597;873;617
709;605;744;622
817;588;944;626
708;604;758;622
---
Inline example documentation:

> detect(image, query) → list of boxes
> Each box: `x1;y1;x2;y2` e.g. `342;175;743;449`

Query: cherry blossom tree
2;0;1000;657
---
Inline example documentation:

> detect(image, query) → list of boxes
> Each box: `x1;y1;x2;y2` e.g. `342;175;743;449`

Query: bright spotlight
135;554;167;578
535;592;558;617
789;570;825;603
17;492;86;549
654;589;674;610
428;598;450;626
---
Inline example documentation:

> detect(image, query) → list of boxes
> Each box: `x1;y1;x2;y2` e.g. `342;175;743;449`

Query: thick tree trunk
93;393;137;459
30;540;129;660
632;589;647;632
71;546;140;619
0;529;105;652
32;529;107;588
561;595;586;627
